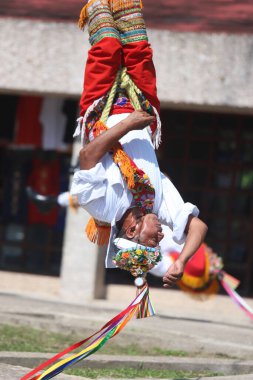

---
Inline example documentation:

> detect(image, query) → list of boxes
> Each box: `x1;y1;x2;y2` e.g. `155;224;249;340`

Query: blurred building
0;0;252;299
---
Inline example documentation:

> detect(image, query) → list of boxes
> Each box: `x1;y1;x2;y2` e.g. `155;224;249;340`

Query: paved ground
0;271;253;379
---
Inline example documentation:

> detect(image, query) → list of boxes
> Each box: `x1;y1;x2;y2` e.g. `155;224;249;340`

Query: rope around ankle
100;67;142;125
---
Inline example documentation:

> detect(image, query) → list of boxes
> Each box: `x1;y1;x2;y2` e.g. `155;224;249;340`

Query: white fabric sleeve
57;192;70;207
70;162;107;206
159;173;199;245
149;255;174;278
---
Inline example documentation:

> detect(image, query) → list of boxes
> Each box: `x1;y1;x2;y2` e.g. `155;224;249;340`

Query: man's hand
163;259;184;288
124;110;155;132
79;110;156;170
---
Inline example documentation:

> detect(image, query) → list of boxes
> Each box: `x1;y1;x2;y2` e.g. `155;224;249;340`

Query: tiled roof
0;0;253;33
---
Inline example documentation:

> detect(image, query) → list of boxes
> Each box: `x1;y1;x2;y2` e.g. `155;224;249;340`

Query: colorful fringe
112;144;137;189
136;284;155;318
92;120;138;189
85;216;111;245
219;271;253;320
177;278;219;300
20;284;154;380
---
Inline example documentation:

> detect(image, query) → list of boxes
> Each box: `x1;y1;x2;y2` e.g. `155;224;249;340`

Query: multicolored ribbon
20;284;154;380
219;270;253;320
136;283;156;319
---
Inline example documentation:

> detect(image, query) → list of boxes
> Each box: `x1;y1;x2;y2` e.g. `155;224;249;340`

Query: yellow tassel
109;0;142;13
113;146;136;189
85;217;111;246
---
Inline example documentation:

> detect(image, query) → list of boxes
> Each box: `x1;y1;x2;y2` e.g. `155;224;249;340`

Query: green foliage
0;324;75;353
0;324;188;357
0;324;223;379
66;366;221;379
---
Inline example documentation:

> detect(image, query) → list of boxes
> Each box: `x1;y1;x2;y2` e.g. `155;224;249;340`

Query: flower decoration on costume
113;245;162;277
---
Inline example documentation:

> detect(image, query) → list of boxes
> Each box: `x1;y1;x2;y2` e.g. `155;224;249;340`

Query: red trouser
79;37;160;116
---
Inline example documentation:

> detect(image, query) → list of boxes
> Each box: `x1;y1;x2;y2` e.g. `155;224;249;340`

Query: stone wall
0;18;252;113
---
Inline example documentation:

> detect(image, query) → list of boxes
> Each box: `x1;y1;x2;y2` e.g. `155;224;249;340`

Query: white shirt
149;224;184;277
71;114;199;267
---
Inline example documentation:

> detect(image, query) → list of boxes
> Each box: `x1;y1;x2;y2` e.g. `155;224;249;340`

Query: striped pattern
87;0;119;45
20;284;155;380
113;2;148;44
89;26;119;45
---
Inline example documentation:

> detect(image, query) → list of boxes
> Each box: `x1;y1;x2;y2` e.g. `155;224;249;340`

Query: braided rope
100;66;142;125
100;70;121;123
120;67;141;110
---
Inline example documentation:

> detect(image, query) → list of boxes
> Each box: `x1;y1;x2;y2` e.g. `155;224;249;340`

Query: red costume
80;38;160;117
77;0;160;142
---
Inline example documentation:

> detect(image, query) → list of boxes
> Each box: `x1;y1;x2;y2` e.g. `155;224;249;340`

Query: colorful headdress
170;244;253;320
170;243;225;297
113;237;162;277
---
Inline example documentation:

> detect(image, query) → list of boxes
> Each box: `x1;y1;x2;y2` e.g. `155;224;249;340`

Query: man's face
121;209;164;248
136;213;164;247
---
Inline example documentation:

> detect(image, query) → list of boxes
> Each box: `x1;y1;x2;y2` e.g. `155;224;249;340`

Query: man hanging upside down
71;0;208;287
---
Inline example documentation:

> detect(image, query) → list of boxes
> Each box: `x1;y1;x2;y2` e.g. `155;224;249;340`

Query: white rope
152;106;162;149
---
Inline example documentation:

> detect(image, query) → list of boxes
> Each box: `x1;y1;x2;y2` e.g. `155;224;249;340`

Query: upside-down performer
71;0;208;286
20;4;208;379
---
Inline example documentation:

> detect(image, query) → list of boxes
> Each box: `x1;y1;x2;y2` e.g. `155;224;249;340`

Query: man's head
116;207;164;248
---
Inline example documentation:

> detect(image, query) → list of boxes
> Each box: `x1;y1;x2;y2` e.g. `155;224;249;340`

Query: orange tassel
89;119;136;188
68;193;78;213
78;3;89;30
113;146;136;189
92;120;136;189
93;120;108;138
79;0;112;29
178;278;219;300
85;217;111;246
109;0;142;13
